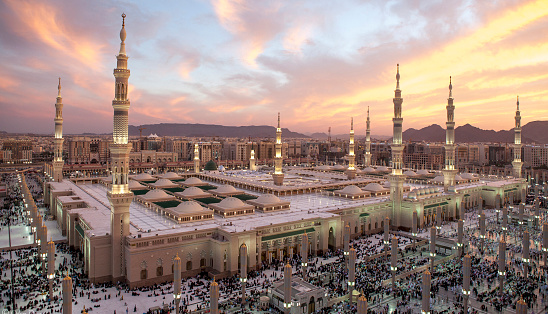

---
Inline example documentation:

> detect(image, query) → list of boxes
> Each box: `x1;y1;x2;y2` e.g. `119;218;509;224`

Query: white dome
339;185;364;194
218;197;246;209
333;164;347;170
214;185;239;194
162;172;180;179
416;170;430;175
179;186;209;197
433;176;445;183
403;170;417;176
218;165;225;171
143;189;172;200
129;180;144;189
430;187;437;194
376;166;389;172
460;173;475;179
173;201;206;213
134;173;155;180
363;183;384;192
254;194;282;204
185;177;203;185
363;167;376;173
153;179;175;187
382;181;391;188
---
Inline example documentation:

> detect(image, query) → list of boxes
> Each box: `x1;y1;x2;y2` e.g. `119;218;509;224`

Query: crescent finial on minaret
367;106;369;116
57;77;61;97
351;117;353;130
449;76;453;98
517;95;519;110
277;112;280;128
119;13;127;54
396;64;400;89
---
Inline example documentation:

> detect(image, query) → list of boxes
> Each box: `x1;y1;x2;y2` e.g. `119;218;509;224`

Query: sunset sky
1;0;547;136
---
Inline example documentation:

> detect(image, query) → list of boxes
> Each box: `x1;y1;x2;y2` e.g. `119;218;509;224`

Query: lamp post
47;239;55;299
463;254;471;313
173;254;181;314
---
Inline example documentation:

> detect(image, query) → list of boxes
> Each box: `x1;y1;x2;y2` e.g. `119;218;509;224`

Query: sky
1;0;547;136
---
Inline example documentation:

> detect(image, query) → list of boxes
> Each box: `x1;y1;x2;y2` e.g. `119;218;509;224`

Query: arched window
140;269;147;280
186;261;192;271
156;266;163;277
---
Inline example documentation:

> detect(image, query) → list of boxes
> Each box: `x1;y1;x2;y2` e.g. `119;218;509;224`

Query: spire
395;64;400;90
351;117;354;131
119;13;127;55
448;76;452;99
57;77;61;97
516;95;520;111
277;112;280;128
367;106;369;117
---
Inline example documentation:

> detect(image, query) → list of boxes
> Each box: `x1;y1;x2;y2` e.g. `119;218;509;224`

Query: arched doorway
308;296;315;313
328;227;335;251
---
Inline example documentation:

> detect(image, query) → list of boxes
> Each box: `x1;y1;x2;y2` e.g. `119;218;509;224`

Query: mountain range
402;121;548;143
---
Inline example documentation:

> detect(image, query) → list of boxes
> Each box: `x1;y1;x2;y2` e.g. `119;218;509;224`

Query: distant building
1;140;33;163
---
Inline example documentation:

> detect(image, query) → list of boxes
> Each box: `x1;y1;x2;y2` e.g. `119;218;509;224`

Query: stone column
460;200;465;220
210;278;219;314
519;204;525;233
62;275;72;314
301;233;308;281
348;247;356;302
479;211;486;253
522;230;530;278
357;294;368;314
502;206;508;241
412;210;418;249
498;239;506;295
344;223;350;266
384;216;390;257
430;227;436;272
463;254;471;313
240;244;248;305
173;254;181;314
284;263;292;314
40;224;48;271
457;219;464;257
436;207;442;234
47;239;55;299
422;270;431;314
391;236;398;289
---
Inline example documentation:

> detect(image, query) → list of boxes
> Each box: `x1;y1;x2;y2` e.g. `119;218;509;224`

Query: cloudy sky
1;0;547;136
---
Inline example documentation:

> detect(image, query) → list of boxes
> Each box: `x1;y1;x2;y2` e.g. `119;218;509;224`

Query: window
156;266;163;277
140;269;147;279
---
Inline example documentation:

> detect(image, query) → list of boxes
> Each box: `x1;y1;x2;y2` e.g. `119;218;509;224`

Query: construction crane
138;127;147;139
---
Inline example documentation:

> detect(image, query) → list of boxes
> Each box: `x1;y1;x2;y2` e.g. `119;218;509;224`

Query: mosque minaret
442;77;457;191
364;107;371;167
346;117;356;179
52;77;64;183
272;112;284;185
389;64;406;227
512;96;523;178
107;13;133;282
194;143;200;173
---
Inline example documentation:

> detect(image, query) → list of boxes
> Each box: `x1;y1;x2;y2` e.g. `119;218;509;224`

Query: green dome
204;160;218;171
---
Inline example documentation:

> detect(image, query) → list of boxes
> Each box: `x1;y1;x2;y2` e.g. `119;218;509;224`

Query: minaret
107;13;133;282
364;107;371;167
194;143;200;173
272;112;284;185
346;117;357;179
53;77;64;182
389;64;406;227
512;96;523;178
249;142;256;171
442;77;457;191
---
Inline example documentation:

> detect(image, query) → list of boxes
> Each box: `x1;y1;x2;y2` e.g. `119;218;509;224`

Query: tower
194;143;200;173
272;112;284;185
107;13;133;282
249;142;256;171
389;64;406;227
52;78;64;182
364;107;371;167
512;96;523;178
346;117;357;179
442;77;457;191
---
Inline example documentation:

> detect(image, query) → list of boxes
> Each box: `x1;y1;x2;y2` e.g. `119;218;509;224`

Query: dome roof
316;165;333;171
134;173;155;180
417;188;424;195
430;187;438;194
143;189;172;200
254;194;282;204
162;172;181;179
179;186;209;197
363;167;376;173
376;166;389;172
432;176;445;182
173;201;207;214
403;170;417;176
454;174;463;181
217;197;246;209
408;192;417;199
460;173;476;179
382;181;391;188
339;185;364;194
204;160;218;171
416;169;430;175
218;165;225;171
152;179;176;187
332;164;347;170
129;180;144;189
213;185;240;194
363;183;384;192
185;177;204;185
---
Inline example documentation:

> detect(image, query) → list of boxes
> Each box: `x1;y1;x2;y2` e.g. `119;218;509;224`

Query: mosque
43;14;526;289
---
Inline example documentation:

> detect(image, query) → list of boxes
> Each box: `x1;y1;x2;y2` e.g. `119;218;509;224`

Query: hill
128;123;309;138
